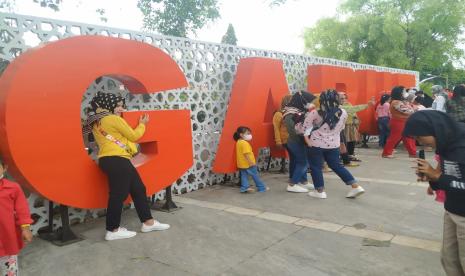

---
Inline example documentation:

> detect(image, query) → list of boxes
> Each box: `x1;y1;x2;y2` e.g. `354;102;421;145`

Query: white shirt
432;95;447;112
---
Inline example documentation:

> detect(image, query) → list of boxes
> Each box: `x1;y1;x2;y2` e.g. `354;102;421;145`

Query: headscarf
318;89;343;130
452;85;465;101
283;91;316;117
279;94;292;111
406;94;416;103
403;110;465;164
90;91;125;112
391;86;405;101
82;92;126;136
431;85;444;95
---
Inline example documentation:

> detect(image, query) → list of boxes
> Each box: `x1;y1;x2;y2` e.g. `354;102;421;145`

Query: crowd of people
1;84;465;275
234;84;465;275
235;84;465;200
238;89;365;198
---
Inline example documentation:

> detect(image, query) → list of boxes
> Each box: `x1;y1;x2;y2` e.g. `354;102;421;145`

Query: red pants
382;118;416;156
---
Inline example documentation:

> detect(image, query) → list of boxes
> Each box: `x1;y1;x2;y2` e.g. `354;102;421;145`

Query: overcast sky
8;0;342;54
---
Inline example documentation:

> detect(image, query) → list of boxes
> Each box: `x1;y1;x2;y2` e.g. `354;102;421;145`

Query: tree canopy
137;0;220;38
221;23;238;45
0;0;62;11
304;0;465;85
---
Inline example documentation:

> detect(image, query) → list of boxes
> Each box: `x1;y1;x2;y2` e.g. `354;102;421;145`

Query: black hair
391;86;405;101
380;94;391;105
318;89;342;130
414;96;424;105
287;91;316;111
233;126;251;141
453;85;465;100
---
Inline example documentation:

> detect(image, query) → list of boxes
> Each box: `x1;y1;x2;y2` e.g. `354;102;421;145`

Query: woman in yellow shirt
272;95;291;174
86;92;169;241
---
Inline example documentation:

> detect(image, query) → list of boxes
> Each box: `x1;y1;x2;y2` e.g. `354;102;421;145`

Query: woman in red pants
382;86;416;158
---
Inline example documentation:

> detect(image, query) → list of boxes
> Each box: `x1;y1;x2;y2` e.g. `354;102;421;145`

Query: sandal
350;157;362;162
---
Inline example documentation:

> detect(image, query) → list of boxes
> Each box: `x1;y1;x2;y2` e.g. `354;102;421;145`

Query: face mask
243;134;252;141
402;92;409;99
0;174;3;179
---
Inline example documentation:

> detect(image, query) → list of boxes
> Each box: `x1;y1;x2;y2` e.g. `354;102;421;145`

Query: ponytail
233;126;251;141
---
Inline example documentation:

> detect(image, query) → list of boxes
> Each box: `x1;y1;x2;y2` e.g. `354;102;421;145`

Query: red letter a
213;58;289;173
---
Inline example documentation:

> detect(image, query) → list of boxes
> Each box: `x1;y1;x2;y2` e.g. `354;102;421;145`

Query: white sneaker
299;182;315;190
105;227;137;241
346;186;365;198
287;184;309;193
308;191;327;199
141;220;170;233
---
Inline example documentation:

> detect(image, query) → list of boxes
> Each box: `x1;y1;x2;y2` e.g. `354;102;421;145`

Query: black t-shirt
430;158;465;217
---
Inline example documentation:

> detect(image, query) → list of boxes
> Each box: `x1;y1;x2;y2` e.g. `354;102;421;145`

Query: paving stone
294;218;344;232
224;206;263;216
257;212;300;224
392;235;441;252
339;226;394;241
176;196;233;210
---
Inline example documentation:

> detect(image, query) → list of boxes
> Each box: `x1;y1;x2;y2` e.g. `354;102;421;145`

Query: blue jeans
307;147;356;190
240;166;266;192
378;117;390;147
286;141;309;184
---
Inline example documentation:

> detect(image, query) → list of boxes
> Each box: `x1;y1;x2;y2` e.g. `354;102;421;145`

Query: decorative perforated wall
0;13;418;233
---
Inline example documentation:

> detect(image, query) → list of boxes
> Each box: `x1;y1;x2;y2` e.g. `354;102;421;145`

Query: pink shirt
376;102;391;118
302;109;348;149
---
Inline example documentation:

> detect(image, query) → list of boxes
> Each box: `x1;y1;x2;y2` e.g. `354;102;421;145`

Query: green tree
268;0;297;7
32;0;62;11
0;0;62;11
304;0;465;82
137;0;220;37
221;23;237;45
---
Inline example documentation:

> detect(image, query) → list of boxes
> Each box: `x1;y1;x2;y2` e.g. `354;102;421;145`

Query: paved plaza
21;148;445;276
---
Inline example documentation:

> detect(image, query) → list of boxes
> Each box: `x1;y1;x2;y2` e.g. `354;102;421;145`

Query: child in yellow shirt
234;127;268;193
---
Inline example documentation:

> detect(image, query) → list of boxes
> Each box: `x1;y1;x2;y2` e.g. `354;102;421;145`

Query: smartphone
417;149;425;177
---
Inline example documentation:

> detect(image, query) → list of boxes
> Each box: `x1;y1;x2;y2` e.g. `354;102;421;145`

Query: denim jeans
240;166;266;192
284;144;308;182
307;147;356;189
377;116;390;147
286;141;309;184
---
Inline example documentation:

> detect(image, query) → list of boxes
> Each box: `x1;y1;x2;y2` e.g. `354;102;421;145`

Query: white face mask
402;92;409;99
243;134;252;141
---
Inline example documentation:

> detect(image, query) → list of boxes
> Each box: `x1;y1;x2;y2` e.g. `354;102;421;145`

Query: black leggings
347;141;356;156
99;156;153;231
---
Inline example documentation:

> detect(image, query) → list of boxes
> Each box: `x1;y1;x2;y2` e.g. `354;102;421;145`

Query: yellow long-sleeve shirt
272;111;289;145
93;115;145;159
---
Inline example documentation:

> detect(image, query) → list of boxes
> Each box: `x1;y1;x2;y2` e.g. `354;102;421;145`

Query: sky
7;0;342;54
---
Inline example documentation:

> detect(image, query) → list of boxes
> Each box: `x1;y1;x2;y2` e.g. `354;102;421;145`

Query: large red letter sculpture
0;36;193;208
308;65;416;134
212;58;289;173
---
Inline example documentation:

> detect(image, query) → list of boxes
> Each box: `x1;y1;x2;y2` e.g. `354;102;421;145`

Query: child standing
233;127;268;193
0;159;33;276
376;94;391;148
